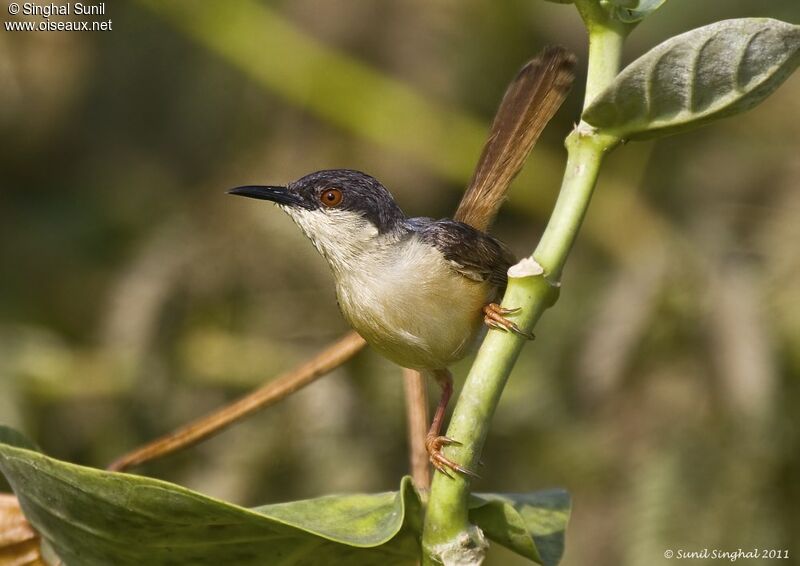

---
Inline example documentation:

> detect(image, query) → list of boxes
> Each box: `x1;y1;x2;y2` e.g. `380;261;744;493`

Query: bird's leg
483;303;535;340
425;369;479;479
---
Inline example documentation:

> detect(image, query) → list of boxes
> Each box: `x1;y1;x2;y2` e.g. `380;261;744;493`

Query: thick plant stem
421;128;618;566
534;129;619;280
421;9;626;564
575;0;631;109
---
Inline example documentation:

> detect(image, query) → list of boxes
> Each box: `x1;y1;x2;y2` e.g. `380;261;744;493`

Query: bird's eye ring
320;188;343;207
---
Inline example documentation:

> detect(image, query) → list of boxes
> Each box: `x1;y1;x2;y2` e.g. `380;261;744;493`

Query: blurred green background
1;1;799;564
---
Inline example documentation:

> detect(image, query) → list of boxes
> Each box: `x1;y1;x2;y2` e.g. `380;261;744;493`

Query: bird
229;47;576;478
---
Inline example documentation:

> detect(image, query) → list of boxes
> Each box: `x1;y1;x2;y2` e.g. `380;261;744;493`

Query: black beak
227;185;307;208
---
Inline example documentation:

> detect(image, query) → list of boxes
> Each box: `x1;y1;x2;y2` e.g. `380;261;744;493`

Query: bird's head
229;169;406;272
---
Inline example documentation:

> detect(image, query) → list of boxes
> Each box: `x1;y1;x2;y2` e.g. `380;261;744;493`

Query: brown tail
454;46;576;232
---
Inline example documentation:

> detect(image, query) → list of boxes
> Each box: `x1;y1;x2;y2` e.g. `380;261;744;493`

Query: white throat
282;207;396;275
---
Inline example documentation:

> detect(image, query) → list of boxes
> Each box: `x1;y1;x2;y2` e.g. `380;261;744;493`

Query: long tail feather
454;46;576;231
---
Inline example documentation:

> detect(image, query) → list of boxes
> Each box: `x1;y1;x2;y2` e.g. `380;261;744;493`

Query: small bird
230;47;575;477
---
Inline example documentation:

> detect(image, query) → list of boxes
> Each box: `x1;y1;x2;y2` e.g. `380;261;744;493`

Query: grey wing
413;218;516;291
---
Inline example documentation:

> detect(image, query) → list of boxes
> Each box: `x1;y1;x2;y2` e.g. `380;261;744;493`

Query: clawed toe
483;303;535;340
426;434;480;480
496;306;521;315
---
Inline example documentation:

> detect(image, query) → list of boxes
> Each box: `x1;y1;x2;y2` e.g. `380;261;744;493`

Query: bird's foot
483;303;535;340
425;434;480;479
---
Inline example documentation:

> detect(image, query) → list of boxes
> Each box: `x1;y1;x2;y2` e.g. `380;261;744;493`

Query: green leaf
583;18;800;139
0;426;39;452
0;427;572;565
602;0;667;23
469;490;571;566
0;429;422;565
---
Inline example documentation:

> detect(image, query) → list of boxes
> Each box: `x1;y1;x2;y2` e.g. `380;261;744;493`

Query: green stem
534;129;618;280
575;0;631;109
421;5;628;564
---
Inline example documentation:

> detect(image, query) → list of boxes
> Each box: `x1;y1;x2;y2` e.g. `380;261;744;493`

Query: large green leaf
0;435;422;565
0;428;571;565
583;18;800;139
469;490;570;566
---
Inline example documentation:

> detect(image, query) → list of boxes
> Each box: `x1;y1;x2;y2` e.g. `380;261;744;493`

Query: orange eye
320;188;343;207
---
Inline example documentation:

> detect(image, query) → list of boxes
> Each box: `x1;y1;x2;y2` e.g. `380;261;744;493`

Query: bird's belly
336;268;491;371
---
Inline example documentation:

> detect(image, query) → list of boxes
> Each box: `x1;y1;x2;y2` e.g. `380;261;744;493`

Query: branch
421;6;628;563
402;369;431;491
108;331;366;472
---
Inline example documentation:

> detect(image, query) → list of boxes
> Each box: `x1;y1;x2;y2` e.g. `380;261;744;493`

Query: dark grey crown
289;169;406;233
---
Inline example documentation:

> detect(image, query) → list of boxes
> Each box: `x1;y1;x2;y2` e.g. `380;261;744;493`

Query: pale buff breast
335;237;493;370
